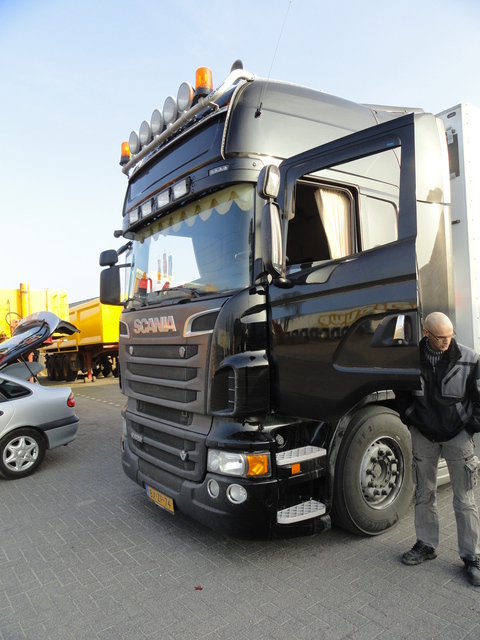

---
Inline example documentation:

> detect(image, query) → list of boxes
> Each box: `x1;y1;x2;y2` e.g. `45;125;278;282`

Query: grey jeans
410;426;480;559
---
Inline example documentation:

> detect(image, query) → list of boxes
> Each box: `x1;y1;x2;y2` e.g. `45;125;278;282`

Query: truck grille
127;413;206;482
121;304;220;483
123;340;206;415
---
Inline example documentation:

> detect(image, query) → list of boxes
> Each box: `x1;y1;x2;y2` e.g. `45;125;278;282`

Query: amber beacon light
120;141;131;166
194;67;213;101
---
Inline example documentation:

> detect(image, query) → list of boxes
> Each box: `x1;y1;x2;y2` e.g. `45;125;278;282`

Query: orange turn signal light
246;453;270;477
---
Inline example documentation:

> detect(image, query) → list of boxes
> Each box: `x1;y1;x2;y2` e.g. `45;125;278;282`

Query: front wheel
0;428;46;479
331;406;414;536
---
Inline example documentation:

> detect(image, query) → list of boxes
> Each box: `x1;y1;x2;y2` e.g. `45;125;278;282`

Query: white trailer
438;103;480;453
438;103;480;353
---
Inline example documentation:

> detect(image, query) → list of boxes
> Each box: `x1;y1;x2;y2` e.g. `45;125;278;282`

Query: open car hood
0;311;79;371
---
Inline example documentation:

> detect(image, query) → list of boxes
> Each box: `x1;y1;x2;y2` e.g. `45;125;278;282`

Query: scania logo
133;316;176;334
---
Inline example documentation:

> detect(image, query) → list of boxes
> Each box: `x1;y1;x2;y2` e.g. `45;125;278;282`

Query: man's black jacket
396;337;480;441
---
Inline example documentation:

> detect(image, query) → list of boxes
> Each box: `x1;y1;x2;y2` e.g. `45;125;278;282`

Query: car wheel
331;406;414;536
0;428;46;479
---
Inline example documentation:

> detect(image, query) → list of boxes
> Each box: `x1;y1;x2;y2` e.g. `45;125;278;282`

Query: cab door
267;113;452;421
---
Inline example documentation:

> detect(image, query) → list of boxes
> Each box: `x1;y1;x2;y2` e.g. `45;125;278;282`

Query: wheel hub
4;436;38;472
360;438;402;507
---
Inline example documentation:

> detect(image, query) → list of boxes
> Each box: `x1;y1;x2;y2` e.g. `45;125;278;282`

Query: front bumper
122;435;279;538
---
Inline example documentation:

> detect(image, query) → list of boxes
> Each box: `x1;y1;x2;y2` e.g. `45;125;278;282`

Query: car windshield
127;184;255;305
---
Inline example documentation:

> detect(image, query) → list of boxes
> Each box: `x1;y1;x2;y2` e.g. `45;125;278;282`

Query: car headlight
207;449;270;478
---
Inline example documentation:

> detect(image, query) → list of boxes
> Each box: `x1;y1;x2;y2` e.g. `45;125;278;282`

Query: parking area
1;377;479;640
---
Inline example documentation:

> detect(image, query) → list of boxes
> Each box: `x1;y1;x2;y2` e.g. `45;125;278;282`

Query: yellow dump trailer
44;298;121;381
0;283;68;342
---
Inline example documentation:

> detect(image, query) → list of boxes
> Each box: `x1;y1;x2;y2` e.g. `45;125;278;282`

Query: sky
1;0;479;303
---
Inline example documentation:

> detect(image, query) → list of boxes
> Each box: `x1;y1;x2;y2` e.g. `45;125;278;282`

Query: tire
99;356;112;378
331;406;414;536
53;355;65;382
63;355;77;382
0;428;46;479
46;357;55;381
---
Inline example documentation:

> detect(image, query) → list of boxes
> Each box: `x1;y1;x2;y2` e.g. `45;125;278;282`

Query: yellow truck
0;283;68;342
43;298;121;382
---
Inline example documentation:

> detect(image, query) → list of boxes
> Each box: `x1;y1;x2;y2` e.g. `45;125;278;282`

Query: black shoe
402;540;437;565
463;557;480;586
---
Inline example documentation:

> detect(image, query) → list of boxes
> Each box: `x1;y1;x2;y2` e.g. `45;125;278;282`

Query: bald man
396;312;480;586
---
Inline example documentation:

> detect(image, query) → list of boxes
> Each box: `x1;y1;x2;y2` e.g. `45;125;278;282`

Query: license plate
146;485;175;514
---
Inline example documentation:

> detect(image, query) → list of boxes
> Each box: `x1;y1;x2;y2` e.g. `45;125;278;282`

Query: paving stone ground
1;378;479;640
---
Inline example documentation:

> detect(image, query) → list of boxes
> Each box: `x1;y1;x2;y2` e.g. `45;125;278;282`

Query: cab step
277;499;326;524
276;445;326;466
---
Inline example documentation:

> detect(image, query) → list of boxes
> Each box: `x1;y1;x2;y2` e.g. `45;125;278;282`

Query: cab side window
287;183;353;266
286;148;400;268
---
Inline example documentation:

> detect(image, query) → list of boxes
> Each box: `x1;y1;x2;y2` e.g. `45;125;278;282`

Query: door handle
393;315;405;342
370;312;417;347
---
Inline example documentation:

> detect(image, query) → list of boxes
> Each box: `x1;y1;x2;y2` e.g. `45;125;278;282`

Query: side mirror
99;249;119;267
261;202;285;279
257;165;281;200
100;266;122;306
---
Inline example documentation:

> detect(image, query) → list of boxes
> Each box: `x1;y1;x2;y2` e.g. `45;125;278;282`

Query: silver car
0;312;80;479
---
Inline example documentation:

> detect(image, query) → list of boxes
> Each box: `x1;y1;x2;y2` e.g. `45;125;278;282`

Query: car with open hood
0;312;80;479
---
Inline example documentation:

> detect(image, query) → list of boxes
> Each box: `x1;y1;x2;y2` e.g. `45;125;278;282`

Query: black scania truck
100;63;454;538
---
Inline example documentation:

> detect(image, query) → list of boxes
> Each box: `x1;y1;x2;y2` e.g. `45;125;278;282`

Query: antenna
255;0;292;118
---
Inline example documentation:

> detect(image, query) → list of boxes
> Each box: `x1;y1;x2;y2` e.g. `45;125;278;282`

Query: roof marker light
141;199;152;217
163;96;178;125
129;130;140;155
151;108;164;136
209;165;229;176
177;82;194;112
172;177;190;201
156;189;170;209
129;208;140;225
139;120;152;146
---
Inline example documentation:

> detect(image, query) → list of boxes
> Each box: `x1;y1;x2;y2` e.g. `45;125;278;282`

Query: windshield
127;184;255;304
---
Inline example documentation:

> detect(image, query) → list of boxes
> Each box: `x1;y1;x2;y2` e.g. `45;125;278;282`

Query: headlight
129;130;140;155
139;120;152;146
207;449;270;478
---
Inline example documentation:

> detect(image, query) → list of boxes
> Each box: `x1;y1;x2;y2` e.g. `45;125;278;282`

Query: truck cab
100;65;454;538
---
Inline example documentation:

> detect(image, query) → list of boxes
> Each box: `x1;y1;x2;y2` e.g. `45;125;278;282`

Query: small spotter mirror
99;250;119;268
257;165;281;200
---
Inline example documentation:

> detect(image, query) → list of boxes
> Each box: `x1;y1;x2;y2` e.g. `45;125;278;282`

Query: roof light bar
122;65;255;175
